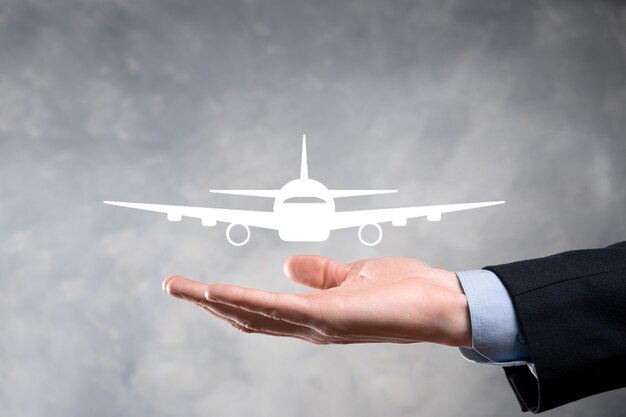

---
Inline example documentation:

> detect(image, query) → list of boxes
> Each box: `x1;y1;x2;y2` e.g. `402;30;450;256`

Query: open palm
164;255;471;347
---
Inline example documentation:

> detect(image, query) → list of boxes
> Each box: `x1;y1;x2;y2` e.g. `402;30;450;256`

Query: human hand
163;256;471;347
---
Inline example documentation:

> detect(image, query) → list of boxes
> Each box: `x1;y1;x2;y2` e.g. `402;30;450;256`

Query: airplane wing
103;201;279;230
329;201;505;230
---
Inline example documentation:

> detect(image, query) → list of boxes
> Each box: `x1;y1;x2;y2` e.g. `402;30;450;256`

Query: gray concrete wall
1;1;625;416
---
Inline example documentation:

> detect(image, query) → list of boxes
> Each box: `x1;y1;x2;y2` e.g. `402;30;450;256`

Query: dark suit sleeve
484;241;626;413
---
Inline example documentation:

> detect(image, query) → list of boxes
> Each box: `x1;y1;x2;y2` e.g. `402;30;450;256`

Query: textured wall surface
1;1;625;416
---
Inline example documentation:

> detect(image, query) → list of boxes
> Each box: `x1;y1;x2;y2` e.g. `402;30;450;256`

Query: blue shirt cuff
456;269;531;366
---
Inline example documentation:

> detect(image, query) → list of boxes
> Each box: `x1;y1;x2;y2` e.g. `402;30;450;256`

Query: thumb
284;255;350;289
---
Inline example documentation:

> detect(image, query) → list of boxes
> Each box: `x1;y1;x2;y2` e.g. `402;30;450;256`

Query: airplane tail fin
211;135;396;199
300;134;308;180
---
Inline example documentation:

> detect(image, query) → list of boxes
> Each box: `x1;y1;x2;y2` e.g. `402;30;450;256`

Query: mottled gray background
1;0;625;416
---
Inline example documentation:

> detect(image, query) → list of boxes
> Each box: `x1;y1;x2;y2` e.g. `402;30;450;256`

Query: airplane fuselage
275;203;333;241
273;178;334;241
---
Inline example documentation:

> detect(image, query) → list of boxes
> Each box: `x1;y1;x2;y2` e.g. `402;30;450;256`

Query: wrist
448;291;472;348
435;270;472;347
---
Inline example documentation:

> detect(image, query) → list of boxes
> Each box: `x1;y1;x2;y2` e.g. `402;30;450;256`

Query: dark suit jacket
484;241;626;413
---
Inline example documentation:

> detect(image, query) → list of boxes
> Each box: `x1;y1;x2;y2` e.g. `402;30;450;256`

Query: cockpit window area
283;196;327;204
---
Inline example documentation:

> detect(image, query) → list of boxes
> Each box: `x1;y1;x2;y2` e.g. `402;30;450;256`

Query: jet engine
226;223;251;246
426;212;442;222
358;223;383;246
167;212;182;222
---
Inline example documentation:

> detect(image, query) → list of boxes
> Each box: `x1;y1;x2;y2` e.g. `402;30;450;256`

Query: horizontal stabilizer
210;189;280;198
328;189;398;198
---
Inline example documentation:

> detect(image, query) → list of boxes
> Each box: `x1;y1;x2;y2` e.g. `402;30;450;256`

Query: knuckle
267;309;281;320
321;258;332;288
302;328;331;344
316;323;338;338
231;320;256;334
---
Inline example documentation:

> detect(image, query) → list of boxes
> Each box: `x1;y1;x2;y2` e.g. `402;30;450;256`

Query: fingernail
162;275;179;293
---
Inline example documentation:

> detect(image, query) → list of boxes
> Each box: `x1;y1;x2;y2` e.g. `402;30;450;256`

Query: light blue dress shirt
456;269;532;366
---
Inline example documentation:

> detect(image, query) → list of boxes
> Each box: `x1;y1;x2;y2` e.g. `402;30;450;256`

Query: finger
163;275;208;300
283;255;351;289
206;284;319;327
163;276;329;343
198;301;328;344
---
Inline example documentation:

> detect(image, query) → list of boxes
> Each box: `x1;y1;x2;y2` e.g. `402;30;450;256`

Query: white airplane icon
104;136;504;246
